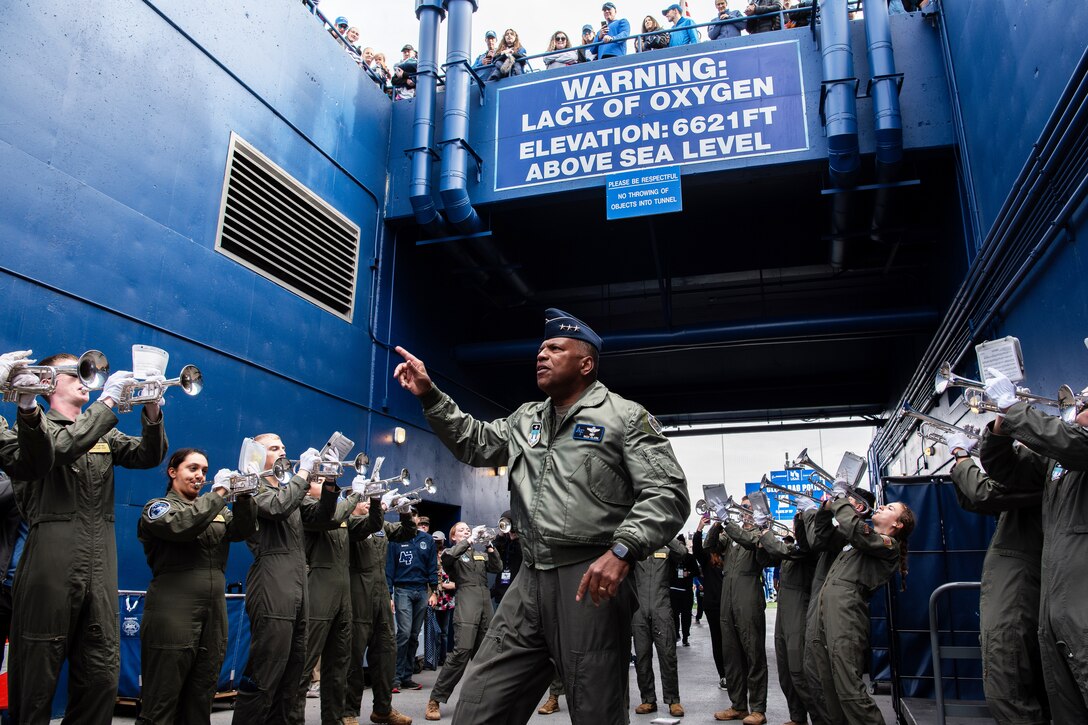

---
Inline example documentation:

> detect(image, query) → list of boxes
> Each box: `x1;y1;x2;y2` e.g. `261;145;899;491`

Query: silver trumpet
1058;384;1087;425
760;473;872;517
117;364;203;413
746;490;796;537
2;349;109;402
272;452;372;483
786;448;835;485
935;362;1062;413
695;495;752;524
899;404;982;446
473;515;513;545
390;476;434;509
215;473;262;502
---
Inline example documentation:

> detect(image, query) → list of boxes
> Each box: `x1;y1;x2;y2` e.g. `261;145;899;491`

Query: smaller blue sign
605;166;683;220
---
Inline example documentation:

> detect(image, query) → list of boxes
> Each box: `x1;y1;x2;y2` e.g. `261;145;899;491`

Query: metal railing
928;581;991;724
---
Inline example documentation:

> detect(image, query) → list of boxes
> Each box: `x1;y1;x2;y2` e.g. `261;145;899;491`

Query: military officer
809;495;914;725
757;509;819;725
631;538;687;717
10;354;167;725
136;448;257;725
709;517;770;725
342;496;417;725
947;431;1048;725
978;369;1088;721
289;481;369;725
231;435;337;725
393;307;689;725
425;522;502;720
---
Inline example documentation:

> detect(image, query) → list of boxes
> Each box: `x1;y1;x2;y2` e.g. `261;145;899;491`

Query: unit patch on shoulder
146;500;171;520
862;523;872;536
572;423;605;442
374;530;386;538
880;534;895;548
642;412;663;435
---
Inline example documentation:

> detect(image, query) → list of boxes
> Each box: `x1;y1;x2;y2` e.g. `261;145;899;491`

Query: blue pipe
864;0;904;240
409;0;450;236
439;0;483;233
820;0;859;269
453;309;938;363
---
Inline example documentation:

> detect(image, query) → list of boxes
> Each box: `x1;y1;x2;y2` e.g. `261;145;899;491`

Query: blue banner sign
744;468;825;521
494;40;808;191
606;165;683;219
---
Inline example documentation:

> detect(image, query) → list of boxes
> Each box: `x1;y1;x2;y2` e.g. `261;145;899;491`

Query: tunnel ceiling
396;148;960;426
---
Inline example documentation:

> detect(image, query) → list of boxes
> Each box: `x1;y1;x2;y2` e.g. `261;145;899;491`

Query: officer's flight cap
544;308;602;351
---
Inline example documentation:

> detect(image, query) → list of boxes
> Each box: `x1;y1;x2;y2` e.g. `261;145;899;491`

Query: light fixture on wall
394;427;407;445
497;466;508;476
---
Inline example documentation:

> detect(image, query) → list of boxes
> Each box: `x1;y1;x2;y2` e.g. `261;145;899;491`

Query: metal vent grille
215;132;361;321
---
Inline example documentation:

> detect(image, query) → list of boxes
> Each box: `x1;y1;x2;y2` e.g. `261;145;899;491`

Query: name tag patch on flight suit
89;441;111;454
572;423;604;442
528;423;542;447
213;514;226;523
1052;463;1066;481
653;551;668;559
147;500;171;520
473;554;486;561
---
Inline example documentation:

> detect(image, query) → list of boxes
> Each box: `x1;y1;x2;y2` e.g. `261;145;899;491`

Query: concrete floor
90;607;906;724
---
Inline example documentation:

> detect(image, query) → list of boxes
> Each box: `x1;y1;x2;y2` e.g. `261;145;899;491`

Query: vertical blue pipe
439;0;483;233
864;0;904;239
819;0;859;269
409;0;449;236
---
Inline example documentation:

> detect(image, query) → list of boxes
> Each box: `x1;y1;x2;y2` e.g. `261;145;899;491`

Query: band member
631;538;687;717
136;449;257;725
0;349;54;480
393;307;689;725
978;369;1088;721
709;516;770;725
425;522;502;720
810;495;914;724
231;436;337;724
10;356;167;724
758;509;819;725
947;431;1048;724
342;496;416;725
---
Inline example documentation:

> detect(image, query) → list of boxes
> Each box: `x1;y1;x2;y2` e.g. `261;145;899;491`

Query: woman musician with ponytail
809;485;914;725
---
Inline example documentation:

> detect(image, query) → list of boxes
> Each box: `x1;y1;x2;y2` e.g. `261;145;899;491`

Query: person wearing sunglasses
544;31;579;70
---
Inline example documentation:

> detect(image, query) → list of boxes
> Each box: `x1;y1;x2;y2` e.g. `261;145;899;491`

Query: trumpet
746;490;795;537
1058;384;1087;425
213;473;262;501
1;350;109;402
761;473;873;516
389;475;434;508
272;452;372;483
786;448;834;485
935;362;1062;410
117;364;203;413
899;404;982;446
473;515;513;545
695;495;752;524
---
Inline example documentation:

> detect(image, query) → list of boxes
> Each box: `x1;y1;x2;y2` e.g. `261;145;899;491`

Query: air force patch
642;412;663;435
147;500;171;520
573;423;605;442
528;422;542;447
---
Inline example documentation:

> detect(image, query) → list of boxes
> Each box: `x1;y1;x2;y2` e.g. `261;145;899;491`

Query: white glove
213;469;234;496
795;496;819;513
470;524;487;543
832;477;851;499
11;372;40;410
394;496;413;513
985;368;1018;411
298;447;321;479
144;373;167;407
0;350;32;385
380;489;400;508
99;370;136;406
352;474;370;495
946;433;977;456
753;511;769;529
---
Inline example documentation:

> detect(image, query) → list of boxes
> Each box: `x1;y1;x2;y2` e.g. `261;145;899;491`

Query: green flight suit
136;488;257;725
631;540;684;707
10;401;167;725
950;454;1048;725
417;382;689;725
979;404;1088;722
709;520;769;715
810;498;899;725
801;504;846;725
343;510;416;719
0;407;54;480
231;475;336;725
429;538;502;703
289;492;372;725
759;518;818;725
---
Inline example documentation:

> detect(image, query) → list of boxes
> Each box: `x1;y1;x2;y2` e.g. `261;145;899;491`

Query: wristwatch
609;542;635;563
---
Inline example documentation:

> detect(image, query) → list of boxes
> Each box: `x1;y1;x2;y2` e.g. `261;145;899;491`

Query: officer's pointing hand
575;551;630;606
393;346;433;397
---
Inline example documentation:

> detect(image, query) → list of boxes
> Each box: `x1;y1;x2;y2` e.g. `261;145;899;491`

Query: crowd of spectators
309;0;929;98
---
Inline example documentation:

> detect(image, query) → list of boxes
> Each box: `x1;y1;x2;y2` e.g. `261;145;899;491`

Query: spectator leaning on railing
488;29;528;81
578;24;597;62
543;31;580;70
745;1;783;33
633;16;670;52
662;3;698;46
473;30;499;72
708;0;744;39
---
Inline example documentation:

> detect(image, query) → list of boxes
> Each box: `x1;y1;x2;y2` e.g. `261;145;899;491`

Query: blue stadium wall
0;0;511;594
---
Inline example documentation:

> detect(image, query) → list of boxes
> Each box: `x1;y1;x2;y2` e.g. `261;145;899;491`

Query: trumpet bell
423;477;437;495
695;499;710;515
934;362;954;394
354;453;370;475
77;350;110;389
498;516;512;534
179;365;203;396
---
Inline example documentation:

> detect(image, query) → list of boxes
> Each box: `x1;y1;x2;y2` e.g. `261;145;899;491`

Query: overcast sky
315;0;734;63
